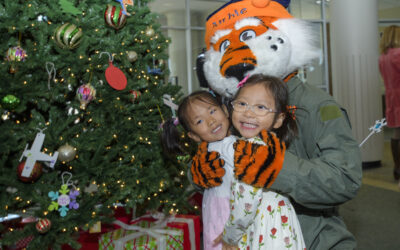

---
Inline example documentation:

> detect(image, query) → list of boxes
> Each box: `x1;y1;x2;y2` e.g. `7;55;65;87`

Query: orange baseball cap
205;0;293;49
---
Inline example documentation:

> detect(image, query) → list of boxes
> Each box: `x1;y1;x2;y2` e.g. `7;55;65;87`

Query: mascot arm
270;102;362;209
233;131;286;188
190;141;225;188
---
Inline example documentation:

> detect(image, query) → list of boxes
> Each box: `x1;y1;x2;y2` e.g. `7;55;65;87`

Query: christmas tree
0;0;194;248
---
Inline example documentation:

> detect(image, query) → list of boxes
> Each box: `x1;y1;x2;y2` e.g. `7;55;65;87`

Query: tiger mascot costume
192;0;320;189
191;0;362;249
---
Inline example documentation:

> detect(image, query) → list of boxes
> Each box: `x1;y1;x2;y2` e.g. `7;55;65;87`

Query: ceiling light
316;0;330;4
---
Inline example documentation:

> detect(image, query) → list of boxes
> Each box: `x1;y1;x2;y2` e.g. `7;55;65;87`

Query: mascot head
198;0;321;98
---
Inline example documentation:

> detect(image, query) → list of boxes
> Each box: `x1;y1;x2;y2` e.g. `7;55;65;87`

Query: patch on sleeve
319;105;342;122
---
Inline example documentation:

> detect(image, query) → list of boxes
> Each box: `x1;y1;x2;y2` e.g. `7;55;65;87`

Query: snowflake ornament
48;172;79;217
370;118;387;133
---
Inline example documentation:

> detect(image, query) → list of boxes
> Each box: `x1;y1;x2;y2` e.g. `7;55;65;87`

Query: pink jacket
379;48;400;127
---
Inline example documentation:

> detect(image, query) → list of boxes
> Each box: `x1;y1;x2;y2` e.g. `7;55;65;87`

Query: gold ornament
9;65;17;74
54;23;83;50
127;51;138;62
57;143;77;162
145;27;155;37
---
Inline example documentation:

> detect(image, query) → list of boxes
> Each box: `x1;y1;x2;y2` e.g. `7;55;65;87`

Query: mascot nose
225;64;255;82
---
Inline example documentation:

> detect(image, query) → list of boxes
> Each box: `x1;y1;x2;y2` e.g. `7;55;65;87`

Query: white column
185;0;193;94
165;11;188;94
330;0;383;164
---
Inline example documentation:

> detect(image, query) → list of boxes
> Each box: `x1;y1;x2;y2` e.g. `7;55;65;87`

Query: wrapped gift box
1;215;36;250
187;192;203;233
99;214;201;250
14;235;34;250
172;214;201;250
99;218;183;250
62;229;108;250
62;207;133;250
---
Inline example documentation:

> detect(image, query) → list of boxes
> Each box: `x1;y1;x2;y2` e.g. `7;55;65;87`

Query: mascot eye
220;40;231;52
239;30;256;42
278;38;284;44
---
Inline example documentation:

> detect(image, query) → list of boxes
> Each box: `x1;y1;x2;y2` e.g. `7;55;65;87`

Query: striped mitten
233;131;286;188
191;141;225;188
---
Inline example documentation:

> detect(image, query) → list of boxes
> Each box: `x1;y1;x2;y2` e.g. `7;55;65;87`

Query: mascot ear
196;49;210;88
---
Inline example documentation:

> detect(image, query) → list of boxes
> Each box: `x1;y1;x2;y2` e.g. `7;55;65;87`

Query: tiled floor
341;128;400;249
362;142;400;192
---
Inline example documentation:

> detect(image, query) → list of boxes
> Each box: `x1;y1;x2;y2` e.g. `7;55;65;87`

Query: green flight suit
270;77;363;250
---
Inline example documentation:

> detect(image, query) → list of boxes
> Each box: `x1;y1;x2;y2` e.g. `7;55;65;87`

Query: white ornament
84;183;99;194
37;15;48;22
19;128;58;177
67;107;79;116
359;118;387;147
162;94;178;118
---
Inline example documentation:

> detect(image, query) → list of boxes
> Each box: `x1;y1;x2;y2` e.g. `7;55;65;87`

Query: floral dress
222;137;306;250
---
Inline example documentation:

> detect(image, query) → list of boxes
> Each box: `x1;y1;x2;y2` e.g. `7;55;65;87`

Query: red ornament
129;90;141;102
17;161;42;183
105;61;127;90
36;218;51;233
104;4;127;30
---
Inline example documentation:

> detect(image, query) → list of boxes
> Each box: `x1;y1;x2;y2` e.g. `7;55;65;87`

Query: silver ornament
145;27;155;37
2;111;10;121
84;183;98;194
67;107;79;116
57;143;77;162
127;51;138;62
37;15;48;22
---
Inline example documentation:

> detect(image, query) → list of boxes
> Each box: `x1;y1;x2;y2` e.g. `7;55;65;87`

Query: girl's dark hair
161;90;222;155
233;74;298;147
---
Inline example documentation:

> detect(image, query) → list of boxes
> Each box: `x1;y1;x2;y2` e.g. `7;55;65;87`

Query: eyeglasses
231;101;277;116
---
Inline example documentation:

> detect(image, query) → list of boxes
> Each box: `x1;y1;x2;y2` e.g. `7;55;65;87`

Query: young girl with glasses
161;74;305;249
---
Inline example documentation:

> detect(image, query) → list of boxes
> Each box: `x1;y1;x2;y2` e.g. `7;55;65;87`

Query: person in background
379;25;400;180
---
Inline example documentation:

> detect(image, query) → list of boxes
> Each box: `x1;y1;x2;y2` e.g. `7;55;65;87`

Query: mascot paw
191;142;226;188
233;135;286;188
